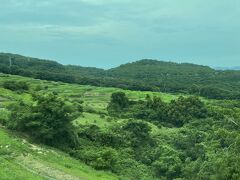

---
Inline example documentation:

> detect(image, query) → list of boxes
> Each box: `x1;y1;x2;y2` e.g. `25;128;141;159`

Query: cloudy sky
0;0;239;68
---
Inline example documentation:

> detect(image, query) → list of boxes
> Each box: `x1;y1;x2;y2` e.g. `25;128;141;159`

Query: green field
0;74;178;114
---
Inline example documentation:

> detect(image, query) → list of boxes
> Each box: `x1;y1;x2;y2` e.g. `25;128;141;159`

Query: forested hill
1;53;240;99
0;53;105;79
109;59;214;76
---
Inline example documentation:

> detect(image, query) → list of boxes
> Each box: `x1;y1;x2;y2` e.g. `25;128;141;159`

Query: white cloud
0;0;239;66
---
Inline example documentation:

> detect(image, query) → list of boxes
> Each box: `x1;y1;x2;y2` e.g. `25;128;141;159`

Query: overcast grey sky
0;0;239;68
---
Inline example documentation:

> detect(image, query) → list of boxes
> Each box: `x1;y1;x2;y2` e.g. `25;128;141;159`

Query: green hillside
1;73;240;179
1;53;240;100
0;127;118;180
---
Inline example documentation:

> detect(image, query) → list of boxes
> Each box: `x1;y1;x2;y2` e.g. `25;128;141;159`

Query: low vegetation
7;92;82;148
1;74;240;179
3;80;29;92
0;128;117;180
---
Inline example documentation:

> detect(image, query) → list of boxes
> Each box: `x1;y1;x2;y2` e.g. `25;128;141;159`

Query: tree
107;92;129;115
123;120;153;148
7;92;82;148
3;80;29;92
167;96;208;127
152;146;182;179
73;146;118;171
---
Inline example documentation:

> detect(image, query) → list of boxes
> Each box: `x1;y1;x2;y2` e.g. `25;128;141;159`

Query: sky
0;0;239;68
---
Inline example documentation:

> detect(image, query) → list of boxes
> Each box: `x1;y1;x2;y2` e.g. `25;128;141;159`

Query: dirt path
15;155;81;180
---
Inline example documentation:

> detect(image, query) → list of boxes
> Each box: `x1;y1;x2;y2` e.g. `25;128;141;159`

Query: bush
3;81;29;92
73;146;118;170
107;92;129;116
108;94;208;127
116;158;154;180
7;92;82;148
152;146;183;179
0;110;9;126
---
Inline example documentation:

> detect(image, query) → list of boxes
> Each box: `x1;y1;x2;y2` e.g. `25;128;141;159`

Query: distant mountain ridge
1;53;240;99
214;66;240;70
108;59;215;78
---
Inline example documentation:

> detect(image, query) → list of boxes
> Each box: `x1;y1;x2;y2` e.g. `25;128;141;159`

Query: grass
0;73;235;179
1;74;178;179
0;128;118;180
0;74;178;105
0;157;44;180
73;112;127;130
0;129;43;180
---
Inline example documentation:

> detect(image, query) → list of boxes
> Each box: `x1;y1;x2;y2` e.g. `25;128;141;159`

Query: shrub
73;146;118;170
107;92;129;116
7;92;82;148
3;81;29;92
0;110;9;126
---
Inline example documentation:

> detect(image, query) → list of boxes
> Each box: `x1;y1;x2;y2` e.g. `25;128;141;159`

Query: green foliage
1;73;240;179
122;120;153;148
116;158;154;180
0;128;118;180
166;96;208;126
153;155;182;179
109;94;208;127
73;146;118;170
72;121;157;178
7;92;82;148
2;80;29;92
2;53;240;100
107;92;129;116
0;110;9;126
197;152;240;180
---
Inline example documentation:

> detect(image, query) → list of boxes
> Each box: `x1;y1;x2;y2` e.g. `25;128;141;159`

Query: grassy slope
0;74;235;179
0;127;118;180
0;75;122;179
0;74;178;111
0;74;180;179
0;74;179;132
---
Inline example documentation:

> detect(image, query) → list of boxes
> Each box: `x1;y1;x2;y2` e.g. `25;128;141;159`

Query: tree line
1;53;240;100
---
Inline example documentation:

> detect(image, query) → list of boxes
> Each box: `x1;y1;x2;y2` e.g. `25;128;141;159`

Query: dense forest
1;53;240;100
